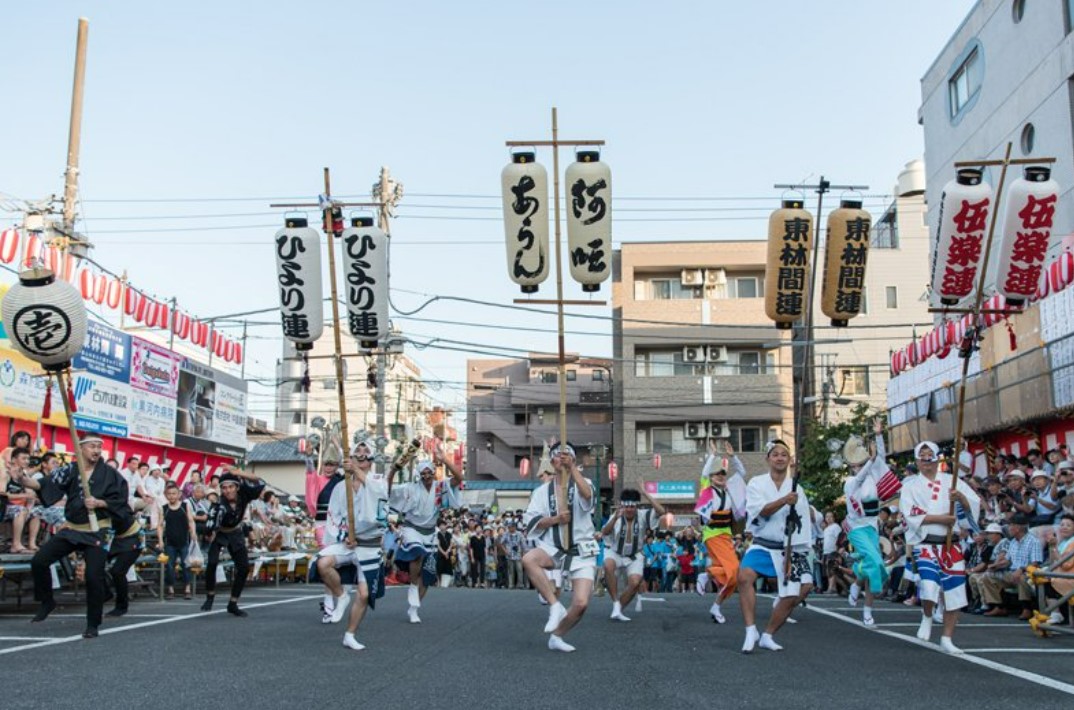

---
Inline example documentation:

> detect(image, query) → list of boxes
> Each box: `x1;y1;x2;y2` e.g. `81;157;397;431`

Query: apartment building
466;355;613;481
612;242;794;509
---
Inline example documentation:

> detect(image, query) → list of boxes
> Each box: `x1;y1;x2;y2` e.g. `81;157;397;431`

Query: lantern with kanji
501;151;550;293
930;168;993;306
274;217;324;351
565;150;611;292
341;217;389;349
764;200;814;329
995;166;1059;307
820;200;872;327
1;267;87;371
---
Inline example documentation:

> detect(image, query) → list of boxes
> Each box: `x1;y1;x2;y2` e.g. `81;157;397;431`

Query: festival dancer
694;439;747;623
737;439;814;653
19;435;131;638
522;442;598;652
202;466;266;616
314;441;389;650
844;419;890;627
899;440;980;654
306;453;343;546
389;443;463;624
601;487;664;622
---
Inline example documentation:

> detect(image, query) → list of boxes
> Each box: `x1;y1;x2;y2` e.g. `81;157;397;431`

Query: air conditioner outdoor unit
684;421;708;439
705;268;727;285
709;421;731;439
681;268;703;286
683;345;705;363
706;345;729;363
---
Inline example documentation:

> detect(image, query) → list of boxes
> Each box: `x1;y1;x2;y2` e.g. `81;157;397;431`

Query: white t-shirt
822;522;841;555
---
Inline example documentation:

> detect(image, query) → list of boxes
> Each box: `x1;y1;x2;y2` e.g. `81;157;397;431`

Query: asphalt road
1;582;1072;710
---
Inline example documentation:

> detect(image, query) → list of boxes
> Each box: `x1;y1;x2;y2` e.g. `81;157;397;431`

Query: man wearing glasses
898;440;981;654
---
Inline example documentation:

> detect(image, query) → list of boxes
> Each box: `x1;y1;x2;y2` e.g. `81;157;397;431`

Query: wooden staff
55;368;97;532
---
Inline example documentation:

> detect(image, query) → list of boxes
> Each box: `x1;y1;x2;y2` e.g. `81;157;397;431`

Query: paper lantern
930;168;993;305
519;457;530;478
341;217;389;349
820;200;871;327
274;217;324;351
0;267;88;371
995;166;1059;307
764;199;814;329
501;152;550;293
608;460;618;482
565;150;611;292
652;453;661;470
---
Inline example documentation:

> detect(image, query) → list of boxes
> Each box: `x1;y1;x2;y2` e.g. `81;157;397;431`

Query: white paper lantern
341;217;389;348
565;150;612;292
1;267;87;371
930;168;993;306
501;152;550;293
274;218;324;351
995;166;1059;307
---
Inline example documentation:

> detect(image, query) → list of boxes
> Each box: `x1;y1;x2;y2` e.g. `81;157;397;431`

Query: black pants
205;530;250;598
31;531;108;628
470;559;485;586
108;535;142;611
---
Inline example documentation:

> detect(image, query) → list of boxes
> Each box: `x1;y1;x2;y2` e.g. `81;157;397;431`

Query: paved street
2;583;1072;709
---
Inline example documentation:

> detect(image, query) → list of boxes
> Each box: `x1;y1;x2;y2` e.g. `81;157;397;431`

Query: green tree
797;403;883;516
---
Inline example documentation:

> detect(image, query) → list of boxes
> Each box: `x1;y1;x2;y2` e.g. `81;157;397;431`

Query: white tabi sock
916;614;933;641
759;633;783;651
408;584;421;608
742;625;760;654
342;632;365;651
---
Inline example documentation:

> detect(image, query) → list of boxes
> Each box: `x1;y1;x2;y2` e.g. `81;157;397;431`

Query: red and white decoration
929;169;993;306
0;227;243;364
995;166;1059;306
608;460;618;482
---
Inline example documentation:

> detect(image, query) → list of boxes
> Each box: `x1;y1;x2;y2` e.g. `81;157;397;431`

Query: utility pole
772;176;868;447
372;167;403;442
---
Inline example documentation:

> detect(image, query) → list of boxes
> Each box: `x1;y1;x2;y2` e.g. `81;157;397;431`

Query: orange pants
705;534;739;601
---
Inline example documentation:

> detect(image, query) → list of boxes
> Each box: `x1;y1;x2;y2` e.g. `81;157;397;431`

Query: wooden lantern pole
934;143;1057;548
271;171;383;546
506;108;605;550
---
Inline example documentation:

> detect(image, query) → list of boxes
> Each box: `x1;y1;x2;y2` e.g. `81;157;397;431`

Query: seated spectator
981;515;1044;619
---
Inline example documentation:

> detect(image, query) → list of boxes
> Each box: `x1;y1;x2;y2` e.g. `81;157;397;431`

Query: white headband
914;441;940;460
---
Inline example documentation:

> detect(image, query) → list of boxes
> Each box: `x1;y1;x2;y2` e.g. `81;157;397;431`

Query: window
541;411;558;427
322;379;336;390
591;370;604;381
645;278;701;301
643;427;701;454
291;412;306;425
514;412;530;426
566;370;577;382
738;351;761;375
860;289;869;314
1020;123;1035;155
872;209;898;249
582;411;610;425
541;371;558;384
886;286;898;309
767;426;781;443
732;427;762;453
635;350;702;377
841;368;870;396
949;46;982;119
734;277;759;299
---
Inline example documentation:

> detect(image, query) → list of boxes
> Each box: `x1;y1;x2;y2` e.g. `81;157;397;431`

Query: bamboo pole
321;168;356;546
946;142;1014;549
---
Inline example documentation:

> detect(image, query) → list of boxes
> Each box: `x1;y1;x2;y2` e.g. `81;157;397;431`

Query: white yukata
320;475;389;570
523;477;598;580
605;508;660;578
898;472;980;610
742;473;814;597
390;478;460;561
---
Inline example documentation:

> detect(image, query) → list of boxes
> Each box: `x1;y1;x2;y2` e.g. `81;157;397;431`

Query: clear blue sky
0;1;977;427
